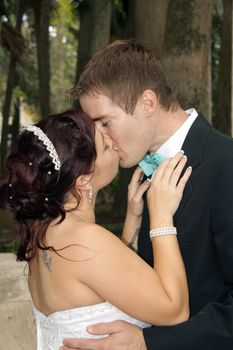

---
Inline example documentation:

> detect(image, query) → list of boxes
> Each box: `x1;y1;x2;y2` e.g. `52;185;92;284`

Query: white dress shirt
157;108;198;158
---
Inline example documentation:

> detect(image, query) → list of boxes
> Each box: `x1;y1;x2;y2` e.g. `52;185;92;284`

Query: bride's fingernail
180;150;184;154
87;325;94;332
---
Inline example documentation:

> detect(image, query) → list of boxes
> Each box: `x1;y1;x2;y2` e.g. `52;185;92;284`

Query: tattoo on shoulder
128;228;140;252
42;250;52;272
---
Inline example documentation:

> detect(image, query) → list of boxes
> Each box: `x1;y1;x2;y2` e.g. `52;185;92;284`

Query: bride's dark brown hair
0;109;96;262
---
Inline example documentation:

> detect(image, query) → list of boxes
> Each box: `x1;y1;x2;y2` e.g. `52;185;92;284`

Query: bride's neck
65;193;97;224
71;208;95;223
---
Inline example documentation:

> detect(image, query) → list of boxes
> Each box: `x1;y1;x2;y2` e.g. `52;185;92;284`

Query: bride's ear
75;174;92;191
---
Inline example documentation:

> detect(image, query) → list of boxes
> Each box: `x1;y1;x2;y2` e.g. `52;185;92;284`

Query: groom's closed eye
102;122;110;128
95;119;108;133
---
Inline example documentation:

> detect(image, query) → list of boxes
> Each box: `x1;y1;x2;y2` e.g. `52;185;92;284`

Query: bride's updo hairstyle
0;109;96;261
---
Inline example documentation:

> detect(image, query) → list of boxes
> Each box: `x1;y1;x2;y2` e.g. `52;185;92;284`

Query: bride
0;109;191;349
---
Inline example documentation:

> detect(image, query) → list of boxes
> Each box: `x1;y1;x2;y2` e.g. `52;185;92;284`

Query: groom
62;39;233;350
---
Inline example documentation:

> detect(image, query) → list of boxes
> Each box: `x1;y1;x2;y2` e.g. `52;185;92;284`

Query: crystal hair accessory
21;125;61;170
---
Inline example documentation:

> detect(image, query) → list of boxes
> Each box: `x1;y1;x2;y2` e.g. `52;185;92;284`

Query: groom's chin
119;158;137;169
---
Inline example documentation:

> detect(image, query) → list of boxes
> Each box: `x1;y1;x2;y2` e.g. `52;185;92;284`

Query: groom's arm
61;321;147;350
143;158;233;350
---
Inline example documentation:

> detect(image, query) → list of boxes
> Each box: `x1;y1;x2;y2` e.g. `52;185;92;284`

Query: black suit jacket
138;115;233;349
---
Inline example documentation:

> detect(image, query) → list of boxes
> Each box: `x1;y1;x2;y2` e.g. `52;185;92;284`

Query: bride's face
92;129;119;190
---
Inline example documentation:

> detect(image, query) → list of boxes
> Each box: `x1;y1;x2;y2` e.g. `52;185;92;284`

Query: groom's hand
60;320;147;350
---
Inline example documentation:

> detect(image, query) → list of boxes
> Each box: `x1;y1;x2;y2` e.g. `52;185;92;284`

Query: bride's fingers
128;167;144;196
134;179;151;201
151;159;170;182
157;151;185;183
169;155;188;187
130;167;144;185
176;166;192;192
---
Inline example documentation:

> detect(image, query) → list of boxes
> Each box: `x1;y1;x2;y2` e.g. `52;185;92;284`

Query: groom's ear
140;89;158;116
75;174;92;191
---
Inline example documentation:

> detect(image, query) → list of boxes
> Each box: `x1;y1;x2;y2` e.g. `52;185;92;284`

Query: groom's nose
104;134;119;151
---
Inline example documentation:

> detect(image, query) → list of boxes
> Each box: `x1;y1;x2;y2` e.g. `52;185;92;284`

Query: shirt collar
156;108;198;158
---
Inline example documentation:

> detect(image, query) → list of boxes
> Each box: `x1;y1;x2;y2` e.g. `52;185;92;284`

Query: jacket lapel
182;114;212;169
174;114;212;222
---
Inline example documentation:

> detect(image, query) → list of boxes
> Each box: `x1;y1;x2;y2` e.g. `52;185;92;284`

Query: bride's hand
127;167;151;218
147;151;192;224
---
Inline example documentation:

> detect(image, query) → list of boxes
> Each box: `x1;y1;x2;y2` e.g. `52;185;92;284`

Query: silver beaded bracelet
149;227;177;239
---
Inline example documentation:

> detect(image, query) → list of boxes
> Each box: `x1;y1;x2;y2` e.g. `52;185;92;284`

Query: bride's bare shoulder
71;221;120;248
47;213;120;258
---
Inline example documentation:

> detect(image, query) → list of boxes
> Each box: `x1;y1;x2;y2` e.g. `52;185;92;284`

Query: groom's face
80;93;150;168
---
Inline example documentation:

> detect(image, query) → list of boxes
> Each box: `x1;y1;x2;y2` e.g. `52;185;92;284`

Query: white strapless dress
33;301;151;350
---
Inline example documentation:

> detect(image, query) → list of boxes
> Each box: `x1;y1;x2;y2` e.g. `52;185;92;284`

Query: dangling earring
88;184;93;202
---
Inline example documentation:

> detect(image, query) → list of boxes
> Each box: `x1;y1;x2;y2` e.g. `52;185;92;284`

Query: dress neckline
33;301;112;319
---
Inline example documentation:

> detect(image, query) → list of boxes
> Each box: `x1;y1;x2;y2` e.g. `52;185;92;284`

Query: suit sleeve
143;159;233;350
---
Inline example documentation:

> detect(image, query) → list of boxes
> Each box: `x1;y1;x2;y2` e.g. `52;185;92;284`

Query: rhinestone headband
21;125;61;170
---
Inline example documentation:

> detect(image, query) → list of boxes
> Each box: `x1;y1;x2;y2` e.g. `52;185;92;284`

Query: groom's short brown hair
70;39;178;114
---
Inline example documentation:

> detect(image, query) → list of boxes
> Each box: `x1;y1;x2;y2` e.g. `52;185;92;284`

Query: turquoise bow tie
138;152;166;177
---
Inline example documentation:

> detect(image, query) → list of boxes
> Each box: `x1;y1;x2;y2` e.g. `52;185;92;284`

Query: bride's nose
104;134;113;148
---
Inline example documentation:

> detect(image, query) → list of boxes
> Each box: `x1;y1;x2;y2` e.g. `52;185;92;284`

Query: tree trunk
162;0;213;121
0;2;24;174
12;97;20;142
127;0;170;56
75;0;112;82
34;0;51;116
214;0;232;135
